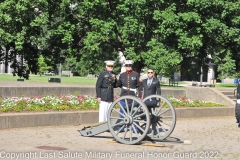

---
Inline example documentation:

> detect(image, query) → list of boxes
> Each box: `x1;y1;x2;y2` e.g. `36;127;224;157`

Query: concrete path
0;116;239;160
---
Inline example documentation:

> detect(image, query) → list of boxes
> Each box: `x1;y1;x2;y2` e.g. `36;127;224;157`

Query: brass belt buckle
108;86;112;89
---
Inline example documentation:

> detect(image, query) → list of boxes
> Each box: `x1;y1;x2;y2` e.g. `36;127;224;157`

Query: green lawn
214;83;237;88
0;73;97;85
0;73;236;88
0;73;187;88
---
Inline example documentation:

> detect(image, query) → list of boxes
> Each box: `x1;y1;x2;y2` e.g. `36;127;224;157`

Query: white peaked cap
124;60;134;65
104;60;115;65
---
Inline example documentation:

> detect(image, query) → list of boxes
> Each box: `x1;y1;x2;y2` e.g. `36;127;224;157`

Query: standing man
140;68;161;109
116;60;142;132
96;60;117;122
141;68;161;98
116;60;141;97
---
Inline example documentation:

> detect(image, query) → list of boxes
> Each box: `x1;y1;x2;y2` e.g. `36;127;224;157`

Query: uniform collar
126;70;132;74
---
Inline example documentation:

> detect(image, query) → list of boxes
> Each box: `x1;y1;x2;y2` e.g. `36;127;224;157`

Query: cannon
78;95;176;145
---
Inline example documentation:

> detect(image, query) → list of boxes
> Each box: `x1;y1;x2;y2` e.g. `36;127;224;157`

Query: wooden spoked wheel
107;95;150;145
142;95;176;140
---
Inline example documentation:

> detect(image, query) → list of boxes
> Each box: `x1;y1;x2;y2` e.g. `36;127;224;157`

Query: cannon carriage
79;95;176;145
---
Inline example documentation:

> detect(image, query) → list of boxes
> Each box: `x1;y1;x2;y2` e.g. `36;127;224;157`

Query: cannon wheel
143;95;176;141
107;95;150;145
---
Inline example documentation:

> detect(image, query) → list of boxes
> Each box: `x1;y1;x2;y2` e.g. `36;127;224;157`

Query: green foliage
217;50;236;80
38;55;52;76
0;0;240;79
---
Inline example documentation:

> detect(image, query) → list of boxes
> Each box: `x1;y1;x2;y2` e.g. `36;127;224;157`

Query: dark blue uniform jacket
96;71;117;102
116;71;141;97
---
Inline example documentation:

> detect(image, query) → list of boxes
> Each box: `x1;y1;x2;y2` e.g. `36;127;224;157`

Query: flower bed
0;95;226;113
168;96;226;107
0;95;99;113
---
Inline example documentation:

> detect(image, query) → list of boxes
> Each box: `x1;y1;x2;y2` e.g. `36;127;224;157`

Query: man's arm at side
96;72;104;99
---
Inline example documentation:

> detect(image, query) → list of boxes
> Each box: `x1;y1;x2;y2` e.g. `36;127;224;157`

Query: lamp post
59;63;62;79
200;66;203;86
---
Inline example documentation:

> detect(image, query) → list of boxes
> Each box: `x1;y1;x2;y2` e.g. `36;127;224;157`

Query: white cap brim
124;60;134;65
104;60;115;65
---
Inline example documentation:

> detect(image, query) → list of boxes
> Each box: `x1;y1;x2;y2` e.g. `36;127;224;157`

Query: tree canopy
0;0;239;80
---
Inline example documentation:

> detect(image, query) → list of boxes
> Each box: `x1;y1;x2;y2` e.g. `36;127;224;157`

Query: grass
0;73;97;86
0;73;186;88
214;83;237;88
0;73;237;88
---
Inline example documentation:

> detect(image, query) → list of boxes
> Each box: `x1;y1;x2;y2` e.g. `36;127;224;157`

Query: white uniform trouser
99;101;112;122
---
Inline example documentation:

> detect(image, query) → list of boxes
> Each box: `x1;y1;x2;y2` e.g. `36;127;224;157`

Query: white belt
122;86;137;93
147;98;157;101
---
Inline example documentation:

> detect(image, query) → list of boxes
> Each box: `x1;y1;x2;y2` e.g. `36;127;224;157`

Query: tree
37;55;51;76
217;50;236;79
0;0;240;80
0;0;47;78
71;0;240;78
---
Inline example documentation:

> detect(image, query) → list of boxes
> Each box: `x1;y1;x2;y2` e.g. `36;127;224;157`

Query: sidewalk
0;116;238;160
0;107;235;130
179;81;215;87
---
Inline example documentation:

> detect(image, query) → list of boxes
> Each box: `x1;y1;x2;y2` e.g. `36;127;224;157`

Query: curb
0;107;235;130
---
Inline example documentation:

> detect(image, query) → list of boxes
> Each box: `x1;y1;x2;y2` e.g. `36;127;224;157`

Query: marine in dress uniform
96;60;117;122
116;60;141;132
116;60;141;97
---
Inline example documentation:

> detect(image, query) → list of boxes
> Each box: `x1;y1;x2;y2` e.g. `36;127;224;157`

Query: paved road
0;116;239;160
